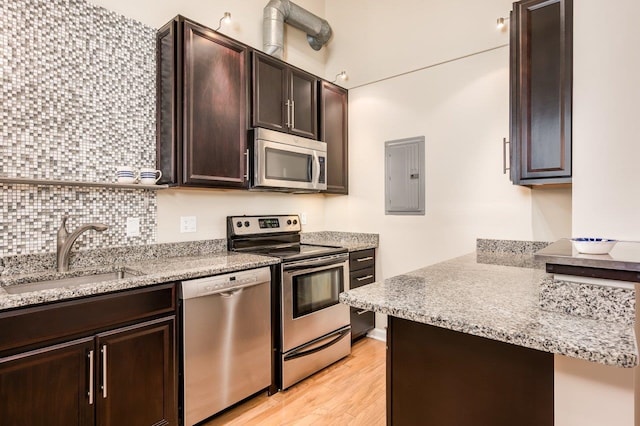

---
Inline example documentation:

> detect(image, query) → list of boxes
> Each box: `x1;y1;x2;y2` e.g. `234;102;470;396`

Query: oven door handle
283;256;347;272
284;327;350;361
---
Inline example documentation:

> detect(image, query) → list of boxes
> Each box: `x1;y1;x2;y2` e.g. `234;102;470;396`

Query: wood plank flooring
204;337;386;426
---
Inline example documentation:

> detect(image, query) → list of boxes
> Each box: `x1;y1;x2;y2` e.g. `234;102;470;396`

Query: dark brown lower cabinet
387;317;553;426
349;249;376;341
0;284;177;426
96;318;175;426
0;337;94;425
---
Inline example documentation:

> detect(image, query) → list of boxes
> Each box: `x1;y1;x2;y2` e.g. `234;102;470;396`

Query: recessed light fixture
214;12;231;32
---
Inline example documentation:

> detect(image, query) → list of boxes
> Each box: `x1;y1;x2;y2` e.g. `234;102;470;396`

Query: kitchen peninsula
339;239;638;426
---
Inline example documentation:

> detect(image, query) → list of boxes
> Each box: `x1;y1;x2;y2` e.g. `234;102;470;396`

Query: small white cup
116;166;138;184
139;168;162;185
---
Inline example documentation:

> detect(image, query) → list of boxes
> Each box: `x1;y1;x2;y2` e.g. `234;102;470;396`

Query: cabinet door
96;317;176;426
320;81;348;193
183;21;249;188
289;69;318;139
252;51;288;133
510;0;572;185
0;338;94;426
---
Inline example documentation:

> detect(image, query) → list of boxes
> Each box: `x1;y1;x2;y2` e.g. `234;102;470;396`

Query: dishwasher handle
180;267;271;300
192;279;267;299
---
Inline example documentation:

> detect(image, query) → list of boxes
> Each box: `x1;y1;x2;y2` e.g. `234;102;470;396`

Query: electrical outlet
180;216;197;233
126;217;140;237
300;212;308;225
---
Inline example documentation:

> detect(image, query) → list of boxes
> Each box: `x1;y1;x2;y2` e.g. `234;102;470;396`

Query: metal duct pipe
263;0;332;59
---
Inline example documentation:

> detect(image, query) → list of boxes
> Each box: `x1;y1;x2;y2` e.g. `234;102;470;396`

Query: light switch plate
180;216;197;233
126;217;141;237
300;212;308;225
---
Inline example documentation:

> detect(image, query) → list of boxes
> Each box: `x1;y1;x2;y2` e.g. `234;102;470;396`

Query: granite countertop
301;231;379;252
0;251;280;311
535;238;640;272
0;231;377;312
339;253;638;368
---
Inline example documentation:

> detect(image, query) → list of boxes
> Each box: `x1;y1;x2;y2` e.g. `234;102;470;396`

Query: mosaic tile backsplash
1;0;158;256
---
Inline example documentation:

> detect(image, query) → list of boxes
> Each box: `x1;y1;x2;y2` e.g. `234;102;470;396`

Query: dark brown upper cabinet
320;81;349;194
509;0;572;185
157;16;250;188
252;51;318;140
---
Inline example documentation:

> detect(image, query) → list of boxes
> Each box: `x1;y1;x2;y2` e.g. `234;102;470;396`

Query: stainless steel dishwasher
180;267;271;426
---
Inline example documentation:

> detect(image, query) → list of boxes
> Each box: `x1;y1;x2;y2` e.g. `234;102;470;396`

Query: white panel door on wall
385;137;425;215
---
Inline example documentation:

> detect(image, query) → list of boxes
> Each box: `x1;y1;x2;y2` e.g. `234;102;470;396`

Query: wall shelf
0;177;169;190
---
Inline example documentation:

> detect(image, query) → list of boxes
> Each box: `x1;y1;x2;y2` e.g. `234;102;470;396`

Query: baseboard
366;327;387;342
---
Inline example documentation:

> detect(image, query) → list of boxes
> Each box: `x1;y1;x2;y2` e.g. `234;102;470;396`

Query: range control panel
227;215;301;236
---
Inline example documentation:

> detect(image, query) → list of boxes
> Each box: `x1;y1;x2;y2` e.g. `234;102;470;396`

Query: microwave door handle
312;152;320;188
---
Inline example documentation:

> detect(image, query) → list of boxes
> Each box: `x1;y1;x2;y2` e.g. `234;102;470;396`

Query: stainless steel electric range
227;215;351;390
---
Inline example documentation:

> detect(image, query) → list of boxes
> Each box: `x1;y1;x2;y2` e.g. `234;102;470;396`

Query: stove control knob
236;221;243;228
287;220;292;225
244;221;250;227
293;219;298;225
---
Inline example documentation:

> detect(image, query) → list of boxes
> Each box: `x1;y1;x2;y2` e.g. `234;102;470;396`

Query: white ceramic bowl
571;238;617;255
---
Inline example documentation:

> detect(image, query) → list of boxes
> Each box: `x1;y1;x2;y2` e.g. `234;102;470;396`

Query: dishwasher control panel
179;267;271;300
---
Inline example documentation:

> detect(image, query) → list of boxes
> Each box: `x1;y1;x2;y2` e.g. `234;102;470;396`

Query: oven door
253;139;327;191
281;254;350;352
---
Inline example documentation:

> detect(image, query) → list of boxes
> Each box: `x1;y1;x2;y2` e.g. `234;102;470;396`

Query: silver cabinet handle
502;137;510;174
244;149;249;181
356;275;374;282
356;256;374;262
88;350;94;405
101;345;107;399
356;309;369;315
291;99;295;129
285;100;291;128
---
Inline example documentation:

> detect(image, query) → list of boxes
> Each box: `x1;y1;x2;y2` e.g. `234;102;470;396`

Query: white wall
90;0;327;82
572;0;640;240
323;0;571;280
156;189;325;242
555;355;635;426
324;0;513;88
324;47;536;279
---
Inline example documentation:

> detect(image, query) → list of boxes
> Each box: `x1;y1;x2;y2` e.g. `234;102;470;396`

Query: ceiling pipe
263;0;332;59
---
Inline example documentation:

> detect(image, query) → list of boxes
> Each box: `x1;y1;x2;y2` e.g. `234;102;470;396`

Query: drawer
350;306;374;341
350;267;375;289
0;283;176;355
349;249;375;271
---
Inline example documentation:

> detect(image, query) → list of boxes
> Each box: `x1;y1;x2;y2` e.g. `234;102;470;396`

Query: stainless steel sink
3;270;138;294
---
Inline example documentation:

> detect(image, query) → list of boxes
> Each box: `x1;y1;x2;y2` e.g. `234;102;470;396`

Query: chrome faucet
56;216;109;272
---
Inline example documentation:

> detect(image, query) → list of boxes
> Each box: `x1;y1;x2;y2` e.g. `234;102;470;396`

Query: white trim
366;327;387;342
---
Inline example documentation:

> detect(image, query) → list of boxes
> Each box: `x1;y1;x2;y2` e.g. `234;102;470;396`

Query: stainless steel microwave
250;128;327;192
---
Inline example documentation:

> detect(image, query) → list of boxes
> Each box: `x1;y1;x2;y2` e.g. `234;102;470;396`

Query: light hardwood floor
204;337;386;426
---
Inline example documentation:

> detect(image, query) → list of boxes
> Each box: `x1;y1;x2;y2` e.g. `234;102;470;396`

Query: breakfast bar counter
340;253;637;367
340;247;638;425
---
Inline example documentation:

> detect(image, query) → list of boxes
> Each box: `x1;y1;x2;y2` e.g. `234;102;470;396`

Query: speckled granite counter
0;245;279;311
340;253;638;368
301;231;378;252
0;231;378;312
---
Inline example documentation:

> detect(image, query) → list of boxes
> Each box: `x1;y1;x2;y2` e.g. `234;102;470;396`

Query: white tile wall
1;0;157;256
